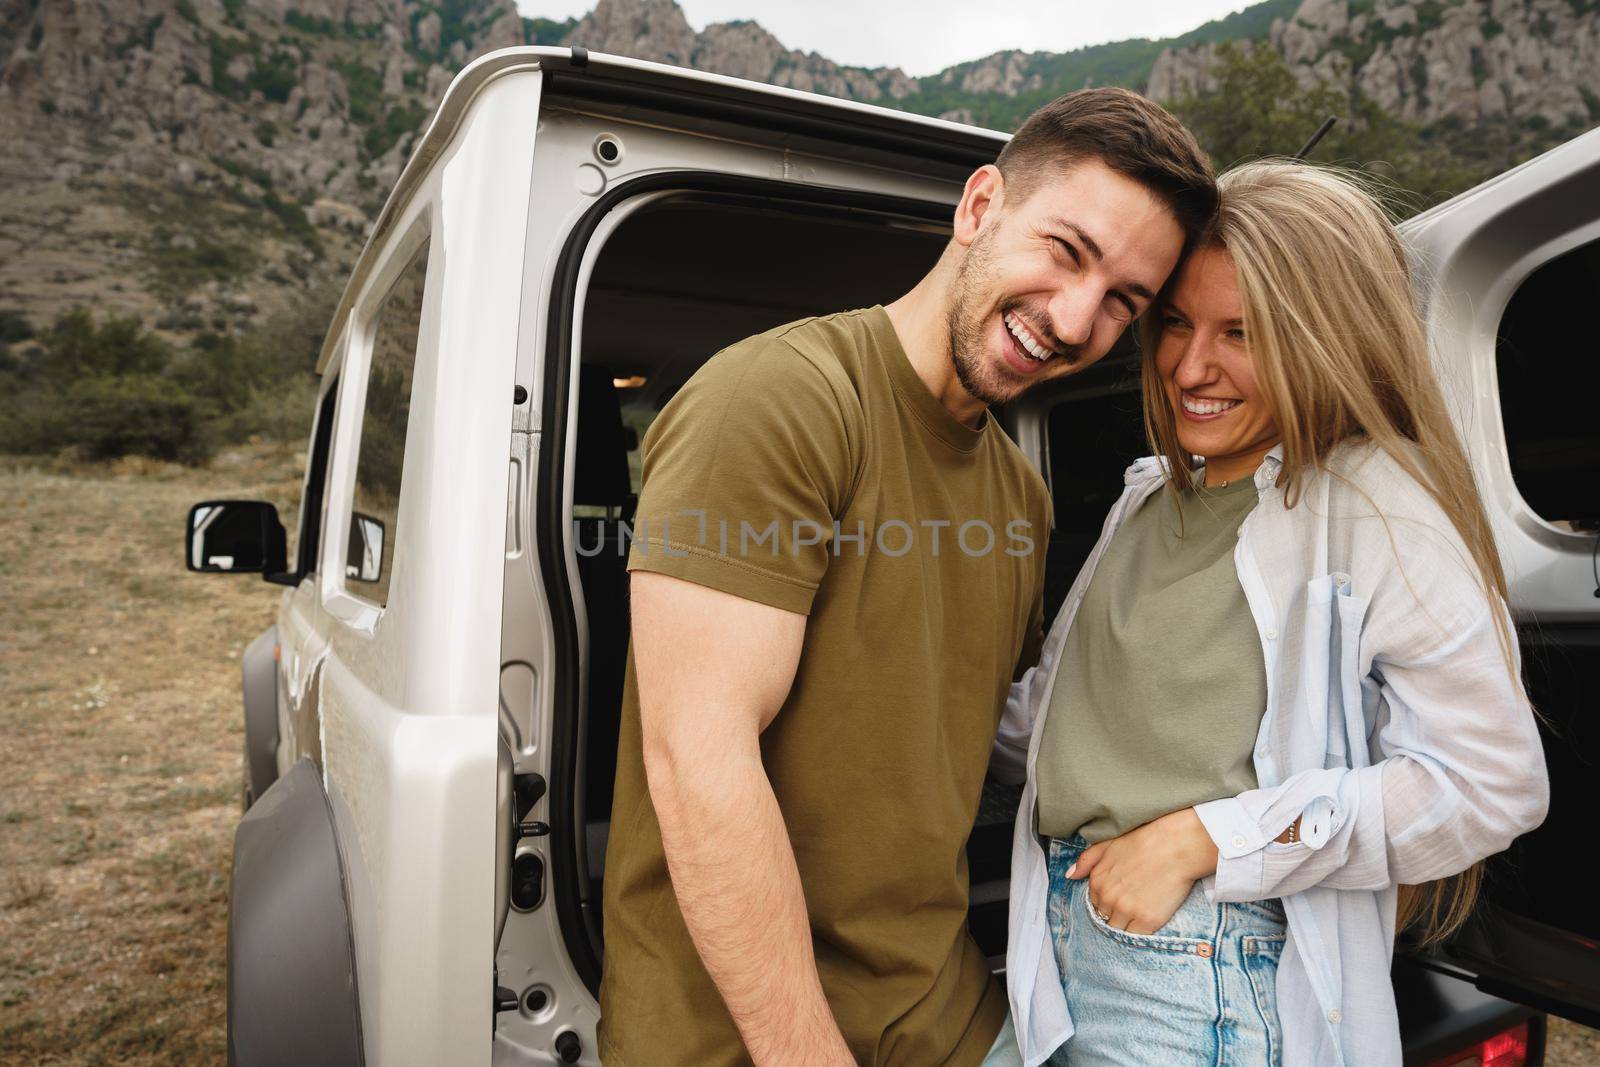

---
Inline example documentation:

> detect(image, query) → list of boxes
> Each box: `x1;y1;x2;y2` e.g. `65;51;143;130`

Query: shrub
36;309;170;385
0;288;340;463
0;374;211;464
363;102;429;158
285;10;338;35
330;58;383;126
0;310;35;380
260;191;324;254
250;50;298;102
0;309;32;345
0;310;209;462
69;375;211;462
208;34;251;99
215;154;273;188
1581;87;1600;123
173;331;265;414
205;373;319;445
141;227;258;300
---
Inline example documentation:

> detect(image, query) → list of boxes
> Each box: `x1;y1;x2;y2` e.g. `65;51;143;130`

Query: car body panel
1402;123;1600;620
297;63;542;1065
240;624;279;807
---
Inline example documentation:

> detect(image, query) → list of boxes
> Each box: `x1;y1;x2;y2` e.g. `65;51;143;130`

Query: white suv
189;45;1600;1066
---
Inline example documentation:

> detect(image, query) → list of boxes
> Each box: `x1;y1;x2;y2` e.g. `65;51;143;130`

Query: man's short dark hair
995;87;1218;240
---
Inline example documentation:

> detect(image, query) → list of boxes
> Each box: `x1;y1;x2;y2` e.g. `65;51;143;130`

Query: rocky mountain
558;0;917;101
1148;0;1600;160
1;0;1595;351
0;0;532;338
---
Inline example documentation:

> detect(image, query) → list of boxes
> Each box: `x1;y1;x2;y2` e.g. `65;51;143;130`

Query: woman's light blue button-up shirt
993;441;1549;1067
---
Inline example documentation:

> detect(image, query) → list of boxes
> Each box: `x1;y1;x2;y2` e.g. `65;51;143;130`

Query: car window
347;243;428;607
1495;236;1600;531
292;375;340;577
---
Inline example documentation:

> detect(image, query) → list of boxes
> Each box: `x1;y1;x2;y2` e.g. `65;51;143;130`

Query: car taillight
1426;1021;1530;1067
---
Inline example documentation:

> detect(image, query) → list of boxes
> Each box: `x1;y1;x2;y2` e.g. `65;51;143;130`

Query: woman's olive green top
1035;475;1268;844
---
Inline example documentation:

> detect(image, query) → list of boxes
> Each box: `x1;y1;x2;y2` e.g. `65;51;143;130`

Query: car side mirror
345;511;385;583
187;501;289;577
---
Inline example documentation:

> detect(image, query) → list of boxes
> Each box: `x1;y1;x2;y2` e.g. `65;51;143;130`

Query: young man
598;88;1217;1067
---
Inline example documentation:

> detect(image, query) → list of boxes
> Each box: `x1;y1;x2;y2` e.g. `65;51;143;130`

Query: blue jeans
1045;835;1286;1066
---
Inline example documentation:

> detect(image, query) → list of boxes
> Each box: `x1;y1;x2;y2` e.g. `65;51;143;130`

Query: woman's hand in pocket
1066;808;1220;935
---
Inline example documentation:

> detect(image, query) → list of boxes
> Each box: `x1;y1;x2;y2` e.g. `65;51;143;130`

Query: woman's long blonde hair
1139;159;1521;945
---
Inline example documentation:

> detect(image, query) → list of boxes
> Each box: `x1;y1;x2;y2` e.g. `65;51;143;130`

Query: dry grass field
0;443;303;1065
1;444;1596;1065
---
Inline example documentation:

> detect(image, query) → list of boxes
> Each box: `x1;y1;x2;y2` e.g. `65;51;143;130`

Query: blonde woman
992;161;1549;1066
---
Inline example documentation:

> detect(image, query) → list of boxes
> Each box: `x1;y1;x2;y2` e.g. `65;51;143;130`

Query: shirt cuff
1193;793;1344;902
1194;796;1266;856
1297;795;1339;848
1194;797;1267;901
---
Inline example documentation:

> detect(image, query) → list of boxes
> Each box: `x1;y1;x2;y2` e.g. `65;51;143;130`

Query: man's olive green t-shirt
1035;476;1266;844
597;306;1051;1067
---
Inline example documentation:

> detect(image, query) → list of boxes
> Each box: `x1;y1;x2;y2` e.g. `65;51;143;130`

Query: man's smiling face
946;159;1186;407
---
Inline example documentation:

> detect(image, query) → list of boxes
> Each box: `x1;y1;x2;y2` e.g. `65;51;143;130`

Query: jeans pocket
1243;934;1286;1067
1079;885;1212;955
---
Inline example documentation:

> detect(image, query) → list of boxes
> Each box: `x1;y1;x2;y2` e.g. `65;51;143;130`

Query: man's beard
945;226;1013;407
944;227;1077;408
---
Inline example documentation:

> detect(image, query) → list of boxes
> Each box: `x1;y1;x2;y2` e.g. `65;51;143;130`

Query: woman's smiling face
1154;245;1282;486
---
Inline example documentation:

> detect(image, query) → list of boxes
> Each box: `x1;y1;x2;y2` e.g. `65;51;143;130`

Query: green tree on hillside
1167;43;1480;214
31;309;170;386
0;280;338;463
0;310;33;375
0;311;209;462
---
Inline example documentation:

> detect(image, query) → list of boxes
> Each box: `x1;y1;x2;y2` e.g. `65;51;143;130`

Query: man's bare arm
630;571;853;1066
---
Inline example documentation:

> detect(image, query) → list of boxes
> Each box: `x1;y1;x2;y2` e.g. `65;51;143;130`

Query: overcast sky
516;1;1258;77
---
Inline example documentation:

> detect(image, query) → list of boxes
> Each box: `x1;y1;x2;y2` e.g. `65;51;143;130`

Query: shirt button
1264;628;1279;640
1328;1009;1342;1024
1231;834;1247;848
